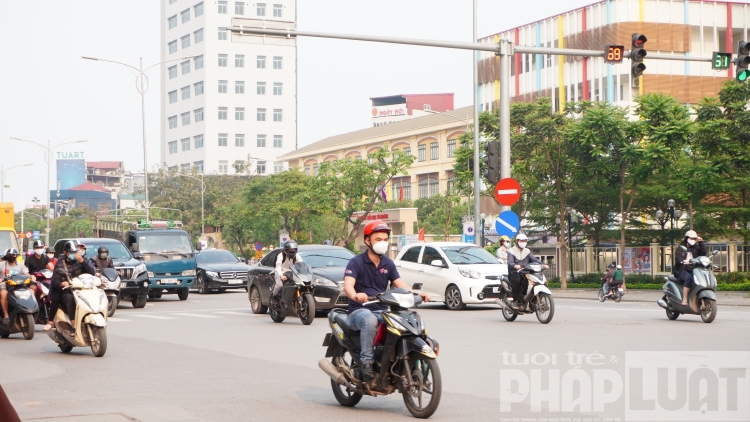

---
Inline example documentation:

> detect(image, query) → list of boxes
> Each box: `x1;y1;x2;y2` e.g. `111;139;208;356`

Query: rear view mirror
130;244;139;252
430;260;446;268
412;283;423;290
133;251;143;260
195;242;202;251
239;257;247;263
712;250;719;256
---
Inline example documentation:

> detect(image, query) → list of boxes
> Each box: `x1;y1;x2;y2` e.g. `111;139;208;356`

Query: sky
0;0;629;212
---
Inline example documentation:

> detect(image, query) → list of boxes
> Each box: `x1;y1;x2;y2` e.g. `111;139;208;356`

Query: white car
394;242;508;310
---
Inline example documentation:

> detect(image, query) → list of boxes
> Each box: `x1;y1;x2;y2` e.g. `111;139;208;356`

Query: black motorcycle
0;273;39;340
269;262;316;325
320;286;442;419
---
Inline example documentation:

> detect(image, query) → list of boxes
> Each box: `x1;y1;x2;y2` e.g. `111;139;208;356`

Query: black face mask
5;257;17;264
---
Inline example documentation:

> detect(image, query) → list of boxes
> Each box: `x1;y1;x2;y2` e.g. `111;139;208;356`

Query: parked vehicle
657;250;719;323
195;249;251;294
394;242;507;310
320;287;442;418
486;262;555;324
32;269;53;325
55;238;150;309
0;272;38;340
47;271;108;357
247;245;352;315
93;212;197;302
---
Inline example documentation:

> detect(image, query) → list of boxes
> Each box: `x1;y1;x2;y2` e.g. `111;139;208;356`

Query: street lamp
83;54;198;221
9;138;86;245
173;172;206;236
557;208;579;282
663;199;682;271
0;163;32;202
3;184;23;232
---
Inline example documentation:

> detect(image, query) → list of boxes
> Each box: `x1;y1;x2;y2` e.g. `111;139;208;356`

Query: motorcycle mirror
412;282;423;290
711;250;719;256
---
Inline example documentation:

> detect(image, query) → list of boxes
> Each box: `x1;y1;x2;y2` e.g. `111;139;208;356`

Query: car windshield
196;250;239;264
80;242;132;260
441;246;499;265
297;248;355;268
138;232;193;255
0;231;20;256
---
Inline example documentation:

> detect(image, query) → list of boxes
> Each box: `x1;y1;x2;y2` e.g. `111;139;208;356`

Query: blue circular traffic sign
495;210;520;239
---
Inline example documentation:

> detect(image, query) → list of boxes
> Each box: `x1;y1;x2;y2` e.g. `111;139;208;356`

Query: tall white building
160;0;297;175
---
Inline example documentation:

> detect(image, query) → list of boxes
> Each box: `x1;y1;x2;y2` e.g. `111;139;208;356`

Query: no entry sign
494;178;521;206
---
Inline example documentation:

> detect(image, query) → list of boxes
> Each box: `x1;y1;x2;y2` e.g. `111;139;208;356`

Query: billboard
56;159;86;190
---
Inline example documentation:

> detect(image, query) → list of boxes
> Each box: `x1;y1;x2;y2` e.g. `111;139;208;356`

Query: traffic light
630;33;647;78
483;141;499;184
736;41;750;82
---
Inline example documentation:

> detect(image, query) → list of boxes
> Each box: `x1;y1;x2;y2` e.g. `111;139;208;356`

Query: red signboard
494;178;521;206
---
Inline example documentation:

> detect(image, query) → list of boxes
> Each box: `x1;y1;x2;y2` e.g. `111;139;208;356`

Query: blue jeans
347;308;384;364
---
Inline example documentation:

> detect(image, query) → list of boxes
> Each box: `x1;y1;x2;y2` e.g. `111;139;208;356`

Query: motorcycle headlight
14;289;32;300
134;263;147;276
205;271;218;278
527;274;546;285
182;269;196;276
458;267;480;279
82;277;95;289
386;315;409;333
314;277;337;287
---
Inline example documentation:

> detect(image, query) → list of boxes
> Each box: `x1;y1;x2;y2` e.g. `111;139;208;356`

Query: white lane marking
130;314;177;320
107;317;131;322
497;189;519;195
171;313;222;318
214;311;251;316
570;306;659;312
496;217;516;232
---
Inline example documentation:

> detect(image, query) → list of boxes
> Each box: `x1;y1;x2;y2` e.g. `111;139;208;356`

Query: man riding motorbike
46;241;95;333
602;264;624;297
507;233;548;307
343;220;430;382
91;246;114;273
0;248;36;326
674;230;707;306
271;241;303;304
25;240;54;274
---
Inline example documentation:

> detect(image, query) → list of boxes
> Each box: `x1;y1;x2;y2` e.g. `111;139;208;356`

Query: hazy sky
0;0;620;211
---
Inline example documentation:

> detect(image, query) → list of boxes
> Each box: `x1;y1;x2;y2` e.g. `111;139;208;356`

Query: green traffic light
739;69;750;82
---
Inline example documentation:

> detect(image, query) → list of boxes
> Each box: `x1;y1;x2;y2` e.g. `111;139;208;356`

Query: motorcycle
269;262;316;325
32;269;53;325
657;250;719;323
598;279;624;302
489;262;555;324
47;270;108;357
320;287;442;419
98;268;121;317
0;272;39;340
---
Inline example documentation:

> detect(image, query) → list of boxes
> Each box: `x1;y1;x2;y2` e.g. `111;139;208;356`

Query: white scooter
489;263;555;324
47;270;108;357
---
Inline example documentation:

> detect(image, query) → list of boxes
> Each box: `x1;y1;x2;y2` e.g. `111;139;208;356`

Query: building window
181;163;191;172
257;2;265;16
274;161;284;173
181;86;190;100
273;82;282;95
169;141;177;154
181;60;190;74
194;2;204;17
181;34;190;49
430;142;439;160
218;80;227;93
447;139;456;157
194;135;204;149
235;134;245;147
257;108;266;121
181;9;190;23
168;90;177;104
235;81;244;94
403;146;411;156
194;81;204;96
418;144;426;162
168;40;177;54
392;180;412;201
218;160;228;173
194;160;204;173
194;108;204;122
168;15;177;29
256;82;266;95
273;56;282;69
418;177;439;199
235;107;245;120
273;109;282;122
218;133;228;146
194;55;203;69
235;54;244;67
257;161;266;174
235;1;244;14
313;163;319;176
168;116;177;129
423;104;431;111
447;175;457;194
218;27;227;40
304;165;310;176
273;135;282;148
181;112;191;126
218;54;227;67
257;55;266;68
194;28;204;44
234;160;245;173
181;138;191;151
257;134;266;147
218;1;227;14
273;3;282;17
168;65;177;79
218;107;227;120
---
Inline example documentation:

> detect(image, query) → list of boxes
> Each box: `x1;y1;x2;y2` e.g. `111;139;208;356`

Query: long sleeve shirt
507;246;542;272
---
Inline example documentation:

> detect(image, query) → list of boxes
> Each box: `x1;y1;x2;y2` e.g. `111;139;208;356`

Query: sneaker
2;317;9;325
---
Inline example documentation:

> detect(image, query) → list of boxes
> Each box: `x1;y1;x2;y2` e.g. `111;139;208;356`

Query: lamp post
10;138;86;245
83;55;198;221
480;213;486;246
0;163;33;202
557;208;579;282
3;184;23;232
666;199;682;271
173;172;206;236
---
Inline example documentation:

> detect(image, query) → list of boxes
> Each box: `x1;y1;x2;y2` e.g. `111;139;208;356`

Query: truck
93;211;198;301
0;203;23;264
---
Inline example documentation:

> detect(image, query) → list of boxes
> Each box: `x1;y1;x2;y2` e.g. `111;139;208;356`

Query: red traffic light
632;34;647;48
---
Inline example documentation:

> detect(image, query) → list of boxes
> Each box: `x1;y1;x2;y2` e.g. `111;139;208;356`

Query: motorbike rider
674;230;707;306
0;248;35;326
25;240;54;274
271;241;303;304
92;246;114;273
77;242;94;267
507;233;548;307
603;265;624;297
496;235;510;264
344;220;430;382
46;247;57;266
45;241;95;333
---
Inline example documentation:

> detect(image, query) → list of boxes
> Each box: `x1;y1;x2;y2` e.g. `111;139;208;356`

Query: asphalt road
2;290;750;421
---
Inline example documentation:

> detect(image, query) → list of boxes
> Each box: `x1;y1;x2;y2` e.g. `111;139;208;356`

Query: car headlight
14;289;32;300
314;276;337;287
135;263;147;276
147;271;154;278
458;267;480;279
205;271;219;278
182;269;196;276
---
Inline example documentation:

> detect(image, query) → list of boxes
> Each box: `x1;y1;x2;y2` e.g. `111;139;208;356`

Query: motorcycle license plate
228;280;243;285
161;278;178;284
618;288;623;292
492;287;500;293
120;282;128;288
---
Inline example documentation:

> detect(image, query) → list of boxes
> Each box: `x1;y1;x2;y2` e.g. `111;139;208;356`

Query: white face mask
34;248;45;255
370;240;389;256
517;241;527;248
687;239;696;246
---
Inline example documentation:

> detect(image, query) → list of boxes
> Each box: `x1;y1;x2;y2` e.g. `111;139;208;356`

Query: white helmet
516;233;528;241
616;265;622;269
685;230;697;238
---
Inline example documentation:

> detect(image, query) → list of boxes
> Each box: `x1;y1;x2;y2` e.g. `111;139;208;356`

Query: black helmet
98;246;109;258
32;240;45;249
46;246;55;254
323;240;332;245
283;241;298;257
62;241;78;253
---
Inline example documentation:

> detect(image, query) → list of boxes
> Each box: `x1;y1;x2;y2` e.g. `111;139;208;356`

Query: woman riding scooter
673;230;707;306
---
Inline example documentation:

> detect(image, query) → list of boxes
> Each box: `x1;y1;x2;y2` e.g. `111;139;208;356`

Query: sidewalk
550;288;750;307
